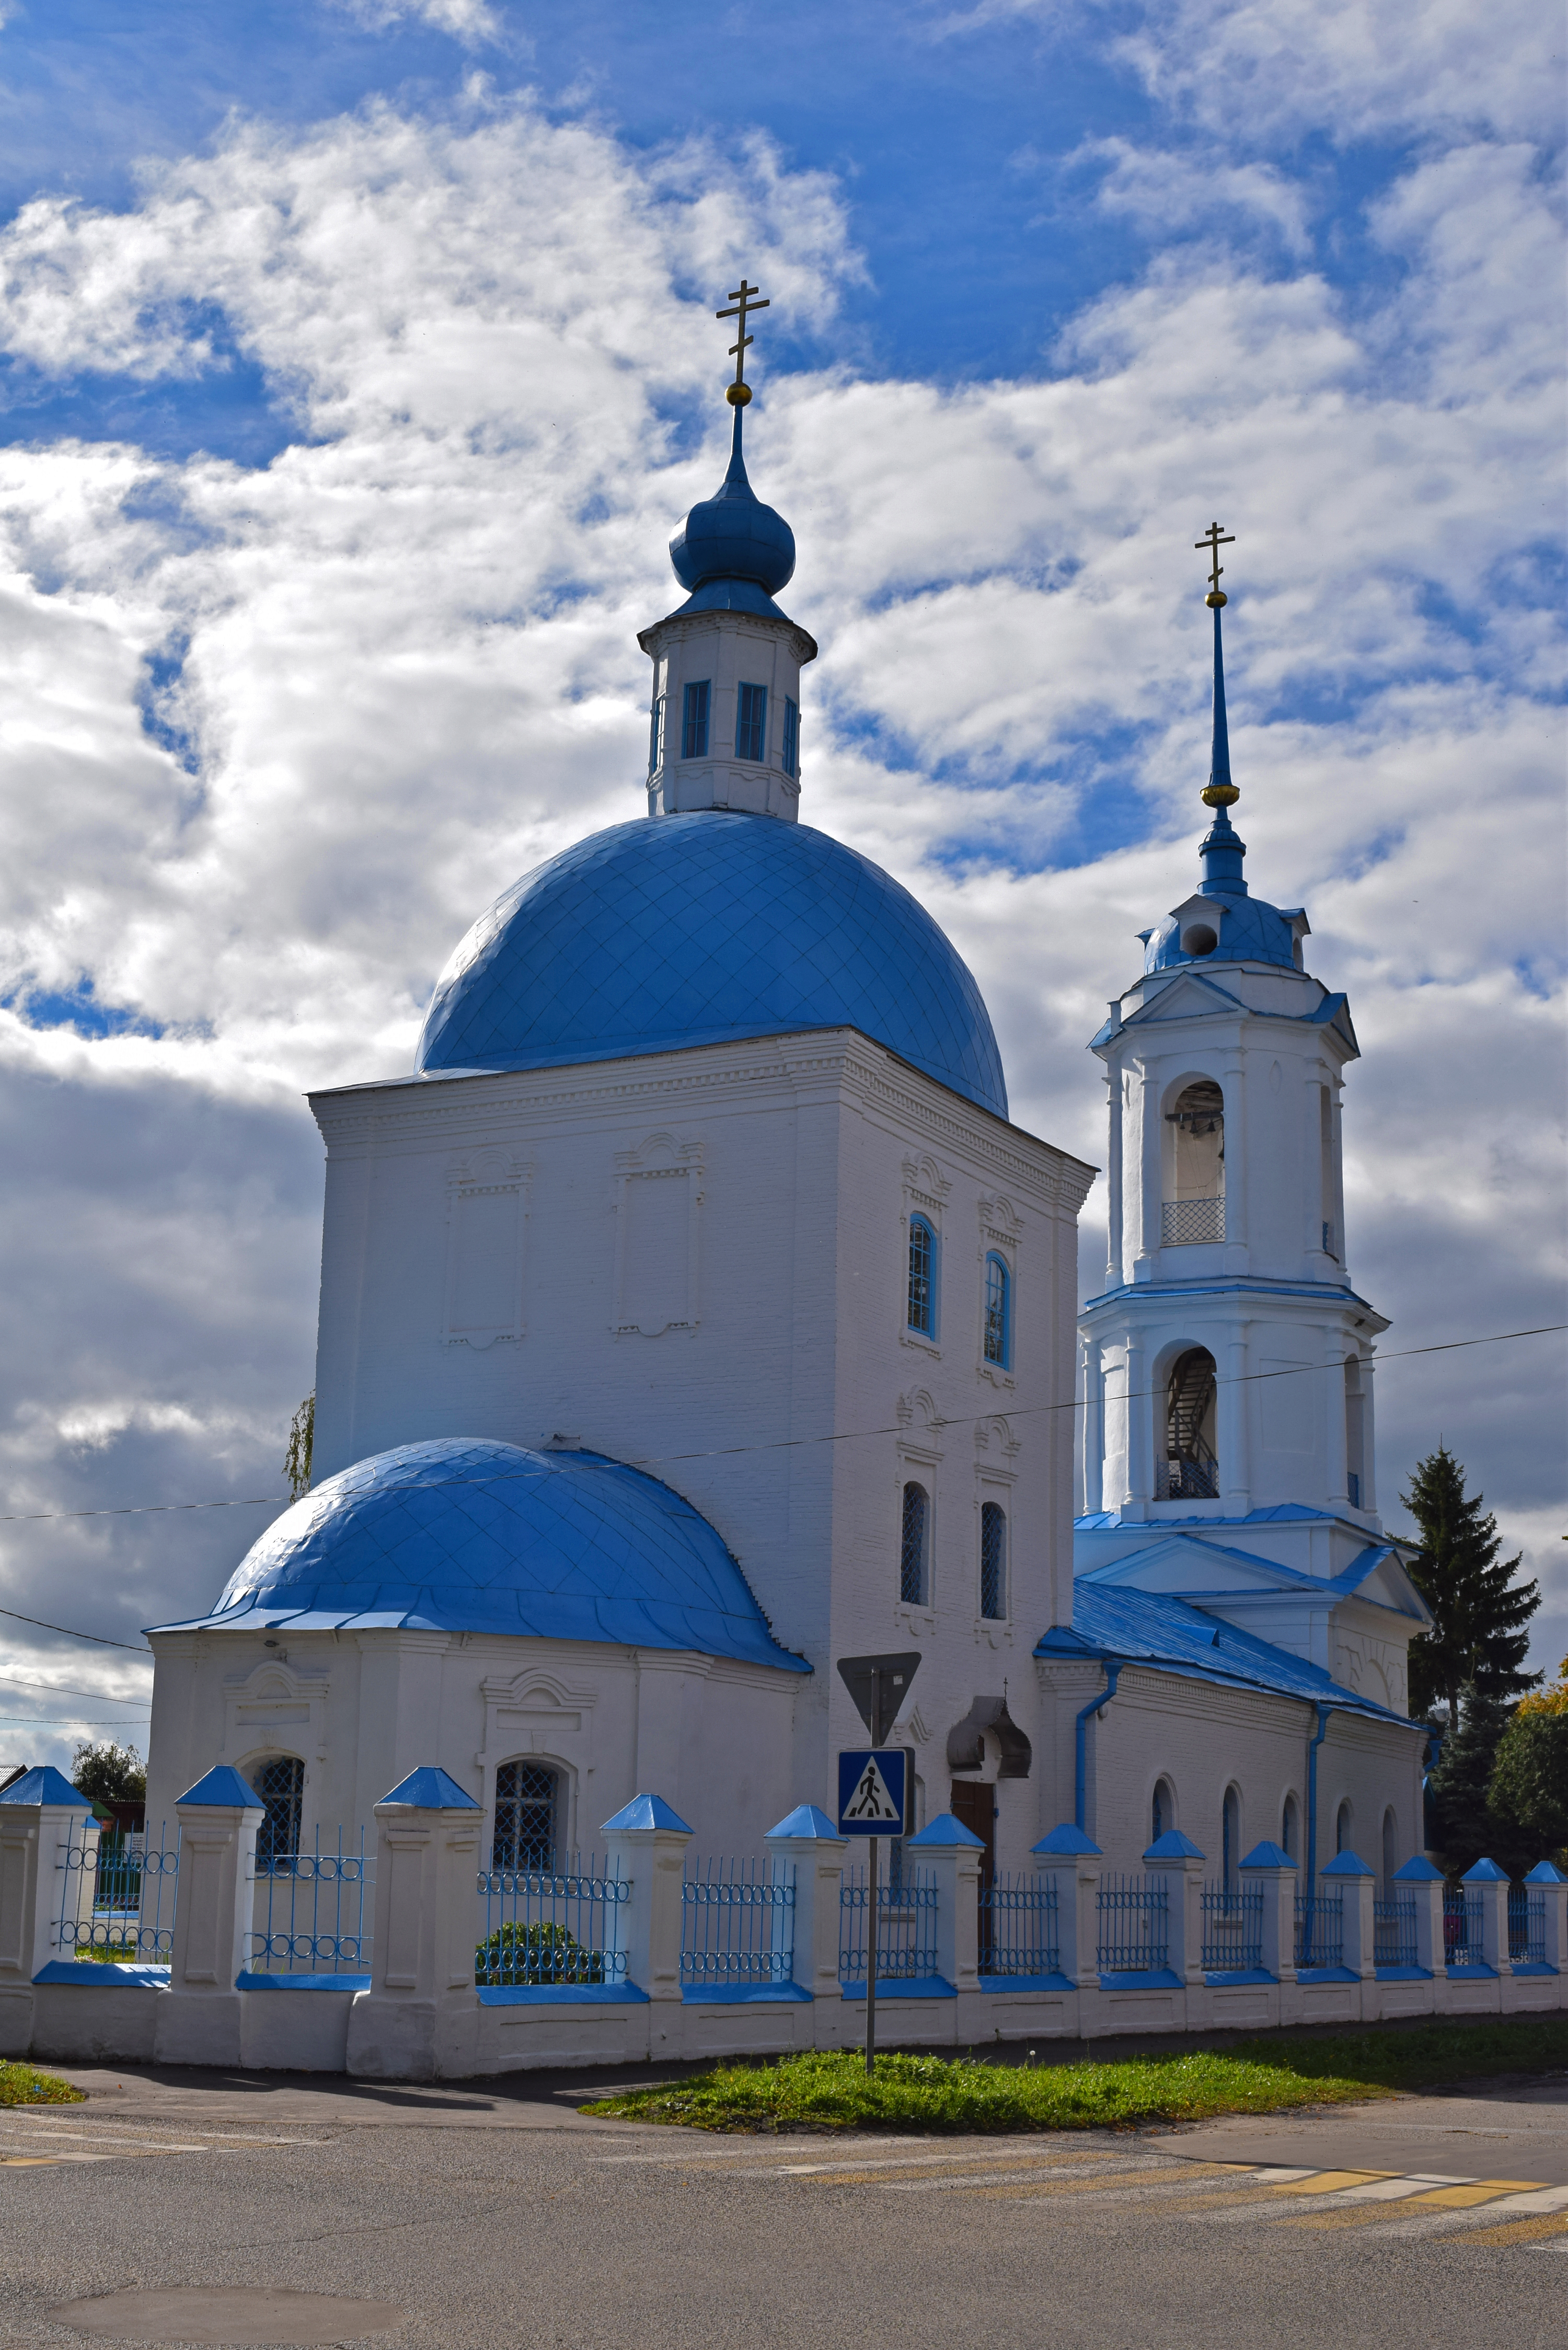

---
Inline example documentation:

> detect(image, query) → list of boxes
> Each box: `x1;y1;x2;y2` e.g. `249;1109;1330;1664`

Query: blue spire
1197;586;1247;896
667;394;796;603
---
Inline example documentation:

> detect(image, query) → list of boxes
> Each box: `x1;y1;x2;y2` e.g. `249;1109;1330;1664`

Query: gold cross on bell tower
1195;520;1235;607
716;278;769;407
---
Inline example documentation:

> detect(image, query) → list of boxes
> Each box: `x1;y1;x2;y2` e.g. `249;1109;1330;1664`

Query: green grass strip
583;2017;1568;2134
0;2061;84;2107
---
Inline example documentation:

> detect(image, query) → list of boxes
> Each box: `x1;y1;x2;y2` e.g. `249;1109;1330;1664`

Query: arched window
907;1216;936;1336
1162;1080;1225;1244
1335;1799;1353;1857
979;1502;1006;1619
252;1756;303;1869
1152;1778;1175;1845
983;1253;1011;1367
900;1481;930;1605
493;1761;561;1872
1165;1347;1219;1499
1381;1806;1398;1896
1344;1357;1366;1509
1281;1793;1300;1861
1222;1786;1241;1890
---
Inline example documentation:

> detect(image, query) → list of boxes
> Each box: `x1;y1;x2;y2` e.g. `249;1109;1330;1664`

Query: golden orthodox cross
716;278;769;405
1195;521;1235;599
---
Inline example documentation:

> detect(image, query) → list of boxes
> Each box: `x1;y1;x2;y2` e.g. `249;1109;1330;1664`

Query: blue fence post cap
176;1765;263;1810
765;1804;841;1840
1032;1824;1102;1857
1322;1848;1375;1878
1239;1840;1296;1871
0;1766;92;1810
378;1766;479;1810
1393;1854;1445;1882
1461;1856;1509;1883
1144;1828;1206;1862
907;1813;985;1850
601;1793;691;1837
1524;1860;1568;1885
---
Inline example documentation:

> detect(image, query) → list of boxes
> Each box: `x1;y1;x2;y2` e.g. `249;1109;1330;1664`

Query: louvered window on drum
782;695;799;777
735;682;767;763
900;1481;930;1605
648;691;666;776
682;680;710;759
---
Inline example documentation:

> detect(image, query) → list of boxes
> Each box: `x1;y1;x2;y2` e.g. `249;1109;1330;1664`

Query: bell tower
1073;533;1423;1696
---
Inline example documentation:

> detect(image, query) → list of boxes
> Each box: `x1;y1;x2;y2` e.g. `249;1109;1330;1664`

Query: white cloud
0;71;1560;1758
1064;137;1312;255
328;0;506;48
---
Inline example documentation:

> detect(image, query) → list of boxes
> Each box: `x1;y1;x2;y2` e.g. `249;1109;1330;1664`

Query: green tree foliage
71;1741;146;1807
284;1391;314;1501
1401;1445;1539;1729
1489;1656;1568;1868
1425;1689;1521;1877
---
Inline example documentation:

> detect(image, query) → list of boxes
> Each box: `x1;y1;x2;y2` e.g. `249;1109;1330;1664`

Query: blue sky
0;0;1562;1762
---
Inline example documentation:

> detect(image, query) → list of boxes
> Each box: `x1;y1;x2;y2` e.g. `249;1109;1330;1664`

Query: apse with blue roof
1072;526;1428;1719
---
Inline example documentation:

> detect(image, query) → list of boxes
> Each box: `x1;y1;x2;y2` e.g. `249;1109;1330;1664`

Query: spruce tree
1401;1445;1539;1729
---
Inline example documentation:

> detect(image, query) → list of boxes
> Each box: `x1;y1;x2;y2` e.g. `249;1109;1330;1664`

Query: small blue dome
171;1438;806;1672
416;812;1008;1117
669;423;795;596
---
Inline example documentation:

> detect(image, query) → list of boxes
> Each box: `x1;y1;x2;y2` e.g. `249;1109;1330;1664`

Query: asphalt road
0;2061;1563;2348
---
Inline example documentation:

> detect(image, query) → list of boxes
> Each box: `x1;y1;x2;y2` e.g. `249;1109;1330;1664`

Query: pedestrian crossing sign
837;1747;912;1837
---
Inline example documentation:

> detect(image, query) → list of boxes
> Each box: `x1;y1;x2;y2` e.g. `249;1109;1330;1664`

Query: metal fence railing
57;1824;180;1963
1373;1895;1419;1969
1162;1196;1224;1245
475;1853;630;1987
1294;1892;1343;1969
248;1828;371;1977
1096;1874;1169;1974
1201;1882;1262;1972
839;1865;939;1983
1508;1886;1546;1968
979;1872;1059;1977
681;1858;794;1988
1444;1887;1483;1966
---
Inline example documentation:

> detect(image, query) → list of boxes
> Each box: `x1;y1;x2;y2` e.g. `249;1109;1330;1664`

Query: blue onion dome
166;1438;806;1671
415;812;1008;1118
668;413;795;596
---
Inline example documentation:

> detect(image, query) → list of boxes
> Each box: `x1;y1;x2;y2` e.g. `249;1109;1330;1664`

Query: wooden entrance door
949;1779;997;1971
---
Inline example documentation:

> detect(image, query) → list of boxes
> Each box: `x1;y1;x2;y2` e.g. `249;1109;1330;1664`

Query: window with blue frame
979;1501;1006;1619
781;695;799;777
682;680;710;759
983;1252;1011;1367
735;682;767;763
648;691;666;776
907;1215;936;1335
900;1481;929;1605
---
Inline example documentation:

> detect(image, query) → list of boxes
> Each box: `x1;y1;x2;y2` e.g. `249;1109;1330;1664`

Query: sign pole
865;1831;878;2078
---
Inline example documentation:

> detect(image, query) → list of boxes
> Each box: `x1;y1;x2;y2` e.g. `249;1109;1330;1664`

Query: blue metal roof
414;811;1008;1118
668;408;795;601
153;1438;809;1673
1038;1584;1413;1726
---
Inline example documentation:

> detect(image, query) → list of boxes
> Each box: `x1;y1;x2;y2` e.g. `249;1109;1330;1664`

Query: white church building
142;339;1436;1961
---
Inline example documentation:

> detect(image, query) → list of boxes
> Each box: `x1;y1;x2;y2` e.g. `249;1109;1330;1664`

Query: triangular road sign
843;1754;901;1824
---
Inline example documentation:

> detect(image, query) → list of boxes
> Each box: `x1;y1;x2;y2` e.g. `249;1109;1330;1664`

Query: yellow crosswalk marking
1462;2213;1568;2247
1267;2170;1390;2194
1403;2180;1543;2209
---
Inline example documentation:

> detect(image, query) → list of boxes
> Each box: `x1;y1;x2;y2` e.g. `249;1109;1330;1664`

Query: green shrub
475;1918;606;1986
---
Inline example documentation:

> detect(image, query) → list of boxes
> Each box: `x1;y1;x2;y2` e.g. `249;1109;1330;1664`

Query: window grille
1374;1896;1419;1969
781;695;799;777
648;691;666;776
57;1818;179;1962
979;1501;1006;1620
1508;1886;1546;1967
983;1252;1010;1366
253;1756;304;1869
492;1760;559;1872
1201;1881;1262;1972
1161;1196;1224;1245
839;1863;938;1983
900;1481;929;1605
735;682;767;763
250;1826;371;1977
1096;1874;1169;1973
979;1872;1059;1978
907;1214;935;1334
1294;1892;1344;1968
476;1851;628;1986
682;680;710;759
681;1857;795;1986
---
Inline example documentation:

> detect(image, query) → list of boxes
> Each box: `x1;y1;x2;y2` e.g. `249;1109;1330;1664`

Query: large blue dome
161;1438;806;1672
415;812;1008;1118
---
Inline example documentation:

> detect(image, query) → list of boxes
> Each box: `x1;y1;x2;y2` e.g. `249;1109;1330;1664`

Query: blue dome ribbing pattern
166;1438;806;1671
416;812;1008;1116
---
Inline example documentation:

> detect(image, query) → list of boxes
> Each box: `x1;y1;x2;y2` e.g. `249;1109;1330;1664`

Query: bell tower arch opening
1164;1346;1218;1500
1161;1079;1225;1247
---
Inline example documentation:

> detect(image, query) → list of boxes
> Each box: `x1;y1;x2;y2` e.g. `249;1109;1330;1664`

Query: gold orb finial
716;277;769;406
1205;588;1227;608
725;381;752;407
1201;781;1240;807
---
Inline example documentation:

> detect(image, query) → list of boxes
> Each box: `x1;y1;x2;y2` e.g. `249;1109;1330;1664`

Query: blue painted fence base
1296;1965;1358;1985
1099;1968;1183;1990
477;1982;650;2006
32;1961;169;1988
1205;1969;1275;1987
839;1976;955;2001
235;1971;371;1993
681;1982;812;2003
1374;1965;1432;1983
978;1972;1073;1994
